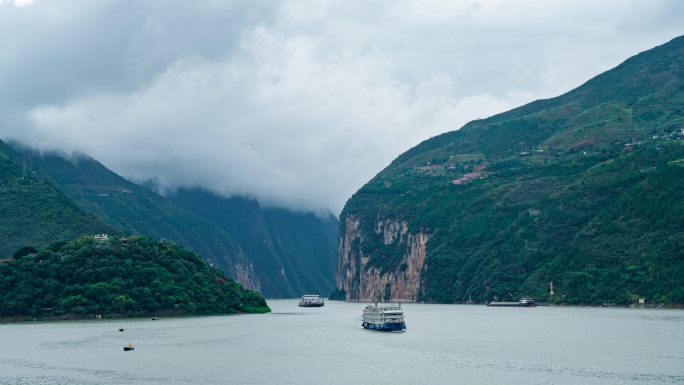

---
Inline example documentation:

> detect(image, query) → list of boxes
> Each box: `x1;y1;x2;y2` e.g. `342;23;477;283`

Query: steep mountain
17;149;261;292
0;140;118;257
168;188;339;298
263;208;338;296
15;147;338;298
335;35;684;305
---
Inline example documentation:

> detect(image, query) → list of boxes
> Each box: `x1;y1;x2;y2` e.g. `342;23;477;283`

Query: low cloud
2;0;684;214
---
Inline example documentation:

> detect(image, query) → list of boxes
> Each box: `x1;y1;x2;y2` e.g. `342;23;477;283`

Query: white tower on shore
549;280;555;295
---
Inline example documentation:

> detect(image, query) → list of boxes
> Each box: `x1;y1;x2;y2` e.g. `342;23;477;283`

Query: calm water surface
1;300;683;384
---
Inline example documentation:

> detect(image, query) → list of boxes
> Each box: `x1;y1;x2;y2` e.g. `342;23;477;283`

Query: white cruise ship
298;294;324;307
362;302;406;331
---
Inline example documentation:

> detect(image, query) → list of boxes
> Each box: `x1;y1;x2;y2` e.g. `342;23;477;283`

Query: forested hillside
18;150;261;292
15;148;338;298
0;141;118;258
336;35;684;305
0;236;269;320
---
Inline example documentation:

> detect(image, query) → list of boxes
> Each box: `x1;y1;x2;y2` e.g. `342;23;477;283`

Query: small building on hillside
94;234;109;246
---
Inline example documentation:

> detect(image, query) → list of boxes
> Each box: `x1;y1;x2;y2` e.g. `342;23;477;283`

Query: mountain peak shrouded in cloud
1;1;684;214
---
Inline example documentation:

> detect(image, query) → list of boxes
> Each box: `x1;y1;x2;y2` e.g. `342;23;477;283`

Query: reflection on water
1;300;683;385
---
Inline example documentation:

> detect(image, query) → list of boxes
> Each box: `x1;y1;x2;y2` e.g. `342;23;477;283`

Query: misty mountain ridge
0;141;119;258
6;144;338;298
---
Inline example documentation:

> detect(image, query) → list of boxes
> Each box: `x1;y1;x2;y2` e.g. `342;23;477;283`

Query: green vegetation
0;236;269;320
18;152;339;299
342;35;684;305
0;141;119;258
20;152;256;290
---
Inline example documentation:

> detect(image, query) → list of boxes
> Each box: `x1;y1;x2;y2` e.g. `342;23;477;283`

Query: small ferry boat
298;294;324;307
362;302;406;331
119;326;124;332
152;316;158;320
487;297;537;307
123;343;134;351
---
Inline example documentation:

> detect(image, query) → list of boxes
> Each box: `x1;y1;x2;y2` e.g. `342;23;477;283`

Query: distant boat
487;298;537;307
152;316;158;320
119;326;124;332
362;302;406;331
124;343;134;351
298;294;324;307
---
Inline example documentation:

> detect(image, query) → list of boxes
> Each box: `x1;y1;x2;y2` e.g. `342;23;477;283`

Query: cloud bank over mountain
2;0;684;214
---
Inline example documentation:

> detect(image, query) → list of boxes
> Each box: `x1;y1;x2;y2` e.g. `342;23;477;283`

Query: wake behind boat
362;302;406;331
298;294;324;307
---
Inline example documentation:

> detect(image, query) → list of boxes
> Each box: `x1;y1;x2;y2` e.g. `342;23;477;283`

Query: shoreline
0;307;269;323
326;299;684;309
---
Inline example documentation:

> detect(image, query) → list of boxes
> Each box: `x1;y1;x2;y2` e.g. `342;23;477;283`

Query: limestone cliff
205;253;260;292
335;215;429;301
235;262;261;292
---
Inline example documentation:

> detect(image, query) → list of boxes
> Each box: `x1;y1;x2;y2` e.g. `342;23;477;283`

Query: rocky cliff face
202;249;260;292
335;215;429;301
235;262;261;292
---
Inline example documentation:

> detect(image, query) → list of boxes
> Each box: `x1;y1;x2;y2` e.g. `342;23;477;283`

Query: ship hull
298;294;324;307
362;322;406;331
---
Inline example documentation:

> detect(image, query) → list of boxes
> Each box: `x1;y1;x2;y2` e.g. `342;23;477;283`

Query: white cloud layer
1;0;684;214
1;0;33;6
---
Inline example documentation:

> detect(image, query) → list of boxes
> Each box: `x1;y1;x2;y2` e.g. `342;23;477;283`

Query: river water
1;299;683;384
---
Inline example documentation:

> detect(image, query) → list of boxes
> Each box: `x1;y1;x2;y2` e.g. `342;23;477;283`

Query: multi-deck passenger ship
362;302;406;331
298;294;324;307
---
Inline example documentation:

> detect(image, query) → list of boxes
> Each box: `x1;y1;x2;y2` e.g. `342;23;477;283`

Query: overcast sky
1;0;684;215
